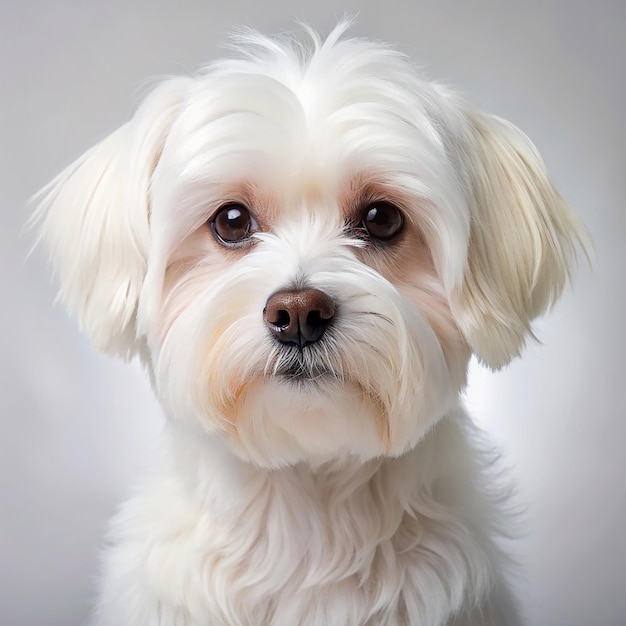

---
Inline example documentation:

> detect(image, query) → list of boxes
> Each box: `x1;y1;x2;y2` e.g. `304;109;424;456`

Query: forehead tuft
163;28;452;187
194;25;442;129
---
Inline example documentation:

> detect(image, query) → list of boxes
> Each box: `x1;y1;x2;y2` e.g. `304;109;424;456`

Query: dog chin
228;375;397;467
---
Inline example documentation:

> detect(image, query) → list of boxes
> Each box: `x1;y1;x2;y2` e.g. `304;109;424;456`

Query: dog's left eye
210;203;259;245
361;202;404;241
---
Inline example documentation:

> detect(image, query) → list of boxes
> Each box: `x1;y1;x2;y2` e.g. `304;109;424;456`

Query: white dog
35;23;585;626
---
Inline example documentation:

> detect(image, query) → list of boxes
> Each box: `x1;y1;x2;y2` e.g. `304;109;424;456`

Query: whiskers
262;309;395;386
264;340;344;383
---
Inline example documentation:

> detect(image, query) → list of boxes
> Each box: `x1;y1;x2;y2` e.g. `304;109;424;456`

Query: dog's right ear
32;77;191;358
443;104;588;369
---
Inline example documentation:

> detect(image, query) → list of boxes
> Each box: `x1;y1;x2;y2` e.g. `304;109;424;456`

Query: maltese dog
35;22;585;626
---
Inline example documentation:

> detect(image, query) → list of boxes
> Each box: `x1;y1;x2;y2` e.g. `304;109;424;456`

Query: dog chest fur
94;412;517;626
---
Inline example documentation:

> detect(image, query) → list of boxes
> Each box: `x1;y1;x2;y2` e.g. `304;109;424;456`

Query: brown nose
264;288;335;348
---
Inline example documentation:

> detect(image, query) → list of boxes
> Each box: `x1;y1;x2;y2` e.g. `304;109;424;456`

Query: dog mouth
267;346;338;384
275;363;334;383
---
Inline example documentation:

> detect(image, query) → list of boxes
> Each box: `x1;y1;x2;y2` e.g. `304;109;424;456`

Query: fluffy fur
34;23;585;626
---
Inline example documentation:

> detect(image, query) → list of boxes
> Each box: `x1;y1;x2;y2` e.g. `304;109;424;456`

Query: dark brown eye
211;203;258;245
361;201;404;241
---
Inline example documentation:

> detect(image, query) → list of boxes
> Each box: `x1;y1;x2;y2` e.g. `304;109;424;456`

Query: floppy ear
33;77;191;358
449;109;587;369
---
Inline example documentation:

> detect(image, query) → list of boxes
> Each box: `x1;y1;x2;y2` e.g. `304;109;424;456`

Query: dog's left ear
32;77;191;358
446;106;588;369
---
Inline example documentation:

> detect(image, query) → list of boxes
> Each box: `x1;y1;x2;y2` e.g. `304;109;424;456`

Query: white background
1;1;624;625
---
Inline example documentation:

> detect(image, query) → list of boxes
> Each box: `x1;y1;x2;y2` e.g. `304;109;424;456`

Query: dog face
35;25;583;467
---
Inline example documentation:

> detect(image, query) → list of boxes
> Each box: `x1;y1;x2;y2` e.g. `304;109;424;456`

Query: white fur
34;22;585;626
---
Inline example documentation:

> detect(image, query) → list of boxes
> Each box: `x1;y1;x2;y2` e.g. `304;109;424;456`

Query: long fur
34;22;585;626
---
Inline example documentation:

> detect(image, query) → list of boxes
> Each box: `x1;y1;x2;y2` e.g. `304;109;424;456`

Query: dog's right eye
210;203;258;246
360;201;404;241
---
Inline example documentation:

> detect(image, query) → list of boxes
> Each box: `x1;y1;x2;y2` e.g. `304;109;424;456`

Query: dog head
34;24;584;467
